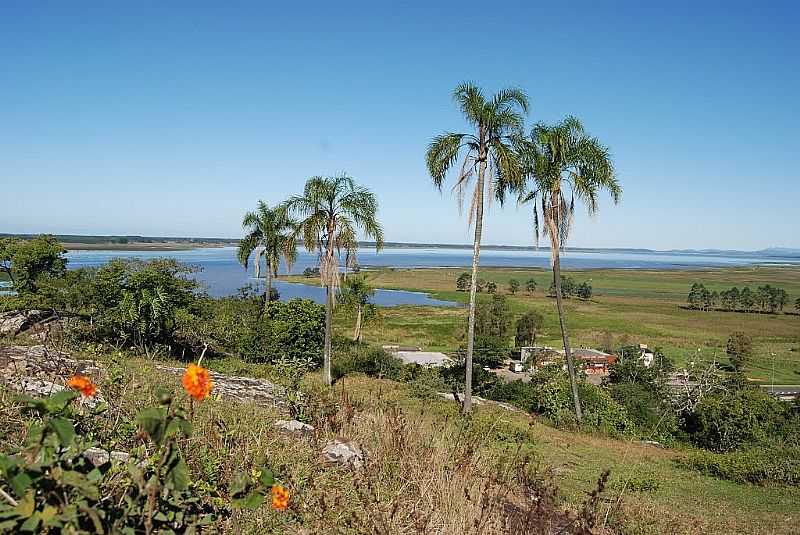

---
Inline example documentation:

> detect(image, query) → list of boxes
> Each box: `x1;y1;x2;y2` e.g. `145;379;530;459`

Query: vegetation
515;309;544;347
0;235;67;296
688;282;789;313
515;116;621;422
237;200;298;309
338;275;376;342
285;174;384;386
426;82;528;413
726;332;753;372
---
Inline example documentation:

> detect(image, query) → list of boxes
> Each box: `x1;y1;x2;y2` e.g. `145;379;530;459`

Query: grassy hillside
284;267;800;383
5;347;796;534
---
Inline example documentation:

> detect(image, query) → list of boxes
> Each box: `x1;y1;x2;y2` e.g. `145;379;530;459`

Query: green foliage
548;276;592;299
90;259;200;352
456;272;470;291
689;283;789;313
0;235;67;295
332;343;404;382
515;309;544;347
726;331;753;372
0;389;221;532
683;388;790;452
263;299;325;365
486;369;635;436
681;447;800;487
609;382;678;440
525;278;537;294
507;279;520;294
486;281;497;294
474;294;512;339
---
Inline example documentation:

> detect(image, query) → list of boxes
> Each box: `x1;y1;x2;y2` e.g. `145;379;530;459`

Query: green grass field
284;266;800;383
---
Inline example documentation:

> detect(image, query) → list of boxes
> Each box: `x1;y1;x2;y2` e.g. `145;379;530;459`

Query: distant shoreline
65;242;228;251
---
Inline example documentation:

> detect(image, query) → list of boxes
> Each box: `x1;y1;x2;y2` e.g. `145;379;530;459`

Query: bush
682;388;789;452
681;447;800;486
332;344;404;382
263;299;325;365
610;382;678;440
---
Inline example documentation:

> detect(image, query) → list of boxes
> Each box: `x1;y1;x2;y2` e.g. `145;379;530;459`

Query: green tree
426;82;528;413
286;174;384;386
740;286;755;312
576;281;592;299
338;274;376;342
515;309;544;347
726;331;753;372
515;116;621;423
525;278;537;294
486;281;497;294
687;283;705;309
237;201;297;311
508;278;520;294
474;293;513;340
0;235;67;295
456;272;470;291
93;259;199;354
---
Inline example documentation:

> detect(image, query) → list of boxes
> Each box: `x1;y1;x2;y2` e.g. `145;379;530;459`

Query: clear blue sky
1;1;798;250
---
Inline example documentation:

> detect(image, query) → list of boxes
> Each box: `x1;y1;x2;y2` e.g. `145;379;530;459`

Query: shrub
263;299;325;365
681;447;800;486
610;382;678;440
456;272;470;291
726;331;752;372
682;388;789;452
332;344;404;382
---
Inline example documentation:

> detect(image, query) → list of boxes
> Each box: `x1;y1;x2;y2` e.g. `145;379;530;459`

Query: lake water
65;246;800;306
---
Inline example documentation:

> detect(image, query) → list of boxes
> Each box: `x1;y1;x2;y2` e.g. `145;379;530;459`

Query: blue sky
1;1;798;250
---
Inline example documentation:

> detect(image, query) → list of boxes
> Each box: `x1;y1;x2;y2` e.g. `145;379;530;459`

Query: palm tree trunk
353;304;362;342
264;266;272;313
551;238;583;422
463;157;486;414
324;283;333;385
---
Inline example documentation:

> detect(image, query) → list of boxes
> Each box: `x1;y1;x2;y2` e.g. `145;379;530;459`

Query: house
570;348;617;376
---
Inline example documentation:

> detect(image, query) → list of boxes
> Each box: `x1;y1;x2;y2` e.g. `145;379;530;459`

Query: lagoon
65;246;800;305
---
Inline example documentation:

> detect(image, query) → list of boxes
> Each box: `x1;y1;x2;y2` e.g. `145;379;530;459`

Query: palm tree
426;82;528;414
286;174;384;385
339;274;375;342
515;116;620;422
237;201;297;310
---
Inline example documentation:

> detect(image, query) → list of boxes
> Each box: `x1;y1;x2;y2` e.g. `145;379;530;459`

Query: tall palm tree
285;174;384;385
516;116;620;422
338;274;375;342
237;201;298;310
426;82;528;414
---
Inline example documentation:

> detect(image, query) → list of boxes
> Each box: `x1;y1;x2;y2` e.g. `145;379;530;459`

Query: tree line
687;282;791;313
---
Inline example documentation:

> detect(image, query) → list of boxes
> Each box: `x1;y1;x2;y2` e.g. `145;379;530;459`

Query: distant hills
1;234;798;258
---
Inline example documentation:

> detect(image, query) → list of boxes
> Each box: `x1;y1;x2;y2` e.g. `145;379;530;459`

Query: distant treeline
687;283;790;313
0;233;239;245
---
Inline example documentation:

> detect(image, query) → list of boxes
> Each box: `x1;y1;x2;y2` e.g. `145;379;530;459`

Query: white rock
321;439;364;469
275;419;314;434
83;447;130;466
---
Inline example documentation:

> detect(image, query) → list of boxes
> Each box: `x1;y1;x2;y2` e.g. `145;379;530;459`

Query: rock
0;310;56;337
321;439;364;469
0;312;27;336
640;440;664;448
83;447;130;466
155;365;286;408
275;419;314;434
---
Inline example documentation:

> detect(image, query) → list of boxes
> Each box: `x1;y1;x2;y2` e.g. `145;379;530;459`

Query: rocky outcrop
0;311;59;337
155;365;287;408
83;447;131;467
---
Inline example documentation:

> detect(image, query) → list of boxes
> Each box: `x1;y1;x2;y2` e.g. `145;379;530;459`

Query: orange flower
271;484;289;511
182;363;213;401
67;375;97;398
